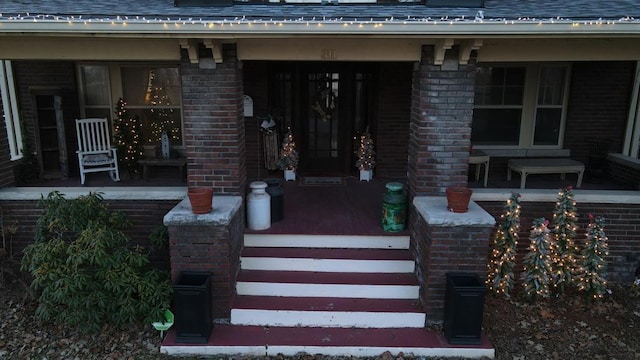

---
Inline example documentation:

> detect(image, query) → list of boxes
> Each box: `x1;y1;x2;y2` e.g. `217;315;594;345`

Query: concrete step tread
237;270;420;286
232;295;422;313
241;247;413;260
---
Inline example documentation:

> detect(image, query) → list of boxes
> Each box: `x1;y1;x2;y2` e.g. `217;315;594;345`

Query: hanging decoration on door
311;77;336;123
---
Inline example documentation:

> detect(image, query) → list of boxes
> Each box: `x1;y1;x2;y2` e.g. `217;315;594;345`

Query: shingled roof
2;0;639;21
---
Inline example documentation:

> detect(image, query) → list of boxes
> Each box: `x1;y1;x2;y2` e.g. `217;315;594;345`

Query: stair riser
244;234;410;249
236;282;420;299
240;257;415;273
230;309;425;328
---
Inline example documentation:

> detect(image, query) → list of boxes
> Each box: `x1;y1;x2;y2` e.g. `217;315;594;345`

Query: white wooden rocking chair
75;118;120;185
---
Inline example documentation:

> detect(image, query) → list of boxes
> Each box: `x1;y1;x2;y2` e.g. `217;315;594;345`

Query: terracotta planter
187;187;213;214
446;187;473;213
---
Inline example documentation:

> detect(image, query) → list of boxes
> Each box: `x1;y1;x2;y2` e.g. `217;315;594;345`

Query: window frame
472;62;571;151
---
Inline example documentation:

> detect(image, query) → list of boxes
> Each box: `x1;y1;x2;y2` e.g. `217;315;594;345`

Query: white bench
507;158;585;189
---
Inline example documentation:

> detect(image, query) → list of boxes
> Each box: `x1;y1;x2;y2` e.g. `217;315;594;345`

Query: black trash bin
173;271;212;343
264;178;284;222
443;272;486;345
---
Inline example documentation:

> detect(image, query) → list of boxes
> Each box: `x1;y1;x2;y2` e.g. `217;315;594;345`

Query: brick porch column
181;44;247;195
407;45;476;198
164;195;244;320
411;197;495;323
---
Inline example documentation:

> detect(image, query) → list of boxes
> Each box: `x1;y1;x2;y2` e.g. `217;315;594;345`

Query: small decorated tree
550;186;580;294
521;218;553;303
355;127;376;171
575;214;609;301
486;192;521;298
113;98;144;176
277;127;299;177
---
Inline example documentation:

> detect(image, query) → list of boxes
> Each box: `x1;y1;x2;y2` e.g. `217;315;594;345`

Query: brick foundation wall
408;46;475;198
477;200;640;284
181;45;247;194
0;199;177;269
166;199;244;319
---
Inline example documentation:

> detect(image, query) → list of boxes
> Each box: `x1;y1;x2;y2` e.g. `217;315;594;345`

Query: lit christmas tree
355;126;376;171
550;186;580;294
146;70;179;144
113;98;143;176
486;192;521;298
277;127;299;171
576;214;609;301
521;218;553;303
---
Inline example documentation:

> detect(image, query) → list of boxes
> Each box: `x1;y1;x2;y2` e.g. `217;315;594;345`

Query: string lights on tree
486;192;521;298
550;186;580;294
146;70;179;145
113;98;143;176
355;126;376;171
576;214;610;301
521;218;553;303
277;126;299;171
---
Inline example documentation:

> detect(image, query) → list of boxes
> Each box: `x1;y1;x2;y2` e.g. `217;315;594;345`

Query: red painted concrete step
232;295;423;313
237;270;420;285
241;247;413;260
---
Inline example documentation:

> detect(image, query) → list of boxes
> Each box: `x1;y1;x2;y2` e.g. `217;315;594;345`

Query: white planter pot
360;169;373;182
284;169;296;181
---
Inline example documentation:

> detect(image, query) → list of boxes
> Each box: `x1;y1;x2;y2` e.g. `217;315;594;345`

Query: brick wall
167;203;244;319
477;200;640;284
0;97;15;187
0;199;177;269
181;45;247;194
375;62;412;179
408;46;476;198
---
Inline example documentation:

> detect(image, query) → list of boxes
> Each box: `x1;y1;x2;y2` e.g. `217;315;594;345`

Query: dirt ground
1;259;640;360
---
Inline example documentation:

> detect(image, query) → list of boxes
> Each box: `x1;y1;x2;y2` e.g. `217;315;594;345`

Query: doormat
301;176;345;186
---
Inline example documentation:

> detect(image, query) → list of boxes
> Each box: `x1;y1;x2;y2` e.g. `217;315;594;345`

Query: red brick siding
243;61;272;181
608;160;640;189
0;199;177;269
167;204;244;319
375;63;412;179
181;45;247;194
564;62;634;164
477;200;640;284
11;61;81;178
408;46;475;197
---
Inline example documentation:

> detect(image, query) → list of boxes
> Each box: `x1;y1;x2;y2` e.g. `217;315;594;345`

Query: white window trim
0;60;23;160
474;63;571;152
623;60;640;159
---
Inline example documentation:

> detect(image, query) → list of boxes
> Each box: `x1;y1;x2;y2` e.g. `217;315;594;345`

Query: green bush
21;191;172;333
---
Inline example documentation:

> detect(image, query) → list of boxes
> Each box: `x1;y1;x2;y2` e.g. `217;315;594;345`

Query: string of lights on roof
0;12;637;28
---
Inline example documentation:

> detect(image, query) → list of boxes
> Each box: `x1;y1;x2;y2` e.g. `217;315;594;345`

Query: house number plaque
321;49;337;60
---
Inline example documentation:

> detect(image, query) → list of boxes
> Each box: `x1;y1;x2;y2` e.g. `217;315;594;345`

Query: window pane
533;108;562;145
122;67;181;106
472;109;522;145
80;66;110;106
475;67;525;106
538;67;566;105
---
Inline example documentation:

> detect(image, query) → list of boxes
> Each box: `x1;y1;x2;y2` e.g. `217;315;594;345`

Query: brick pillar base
410;196;495;323
164;195;244;320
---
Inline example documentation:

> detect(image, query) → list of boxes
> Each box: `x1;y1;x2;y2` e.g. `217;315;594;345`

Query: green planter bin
443;272;486;345
173;271;212;344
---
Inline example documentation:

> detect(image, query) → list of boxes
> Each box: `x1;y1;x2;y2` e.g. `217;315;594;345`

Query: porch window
0;60;23;160
472;63;570;149
78;64;183;147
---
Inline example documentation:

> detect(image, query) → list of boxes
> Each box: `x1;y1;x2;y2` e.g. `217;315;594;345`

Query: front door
269;62;376;175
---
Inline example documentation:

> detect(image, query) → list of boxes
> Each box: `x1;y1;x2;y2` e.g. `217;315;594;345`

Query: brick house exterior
1;1;640;324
